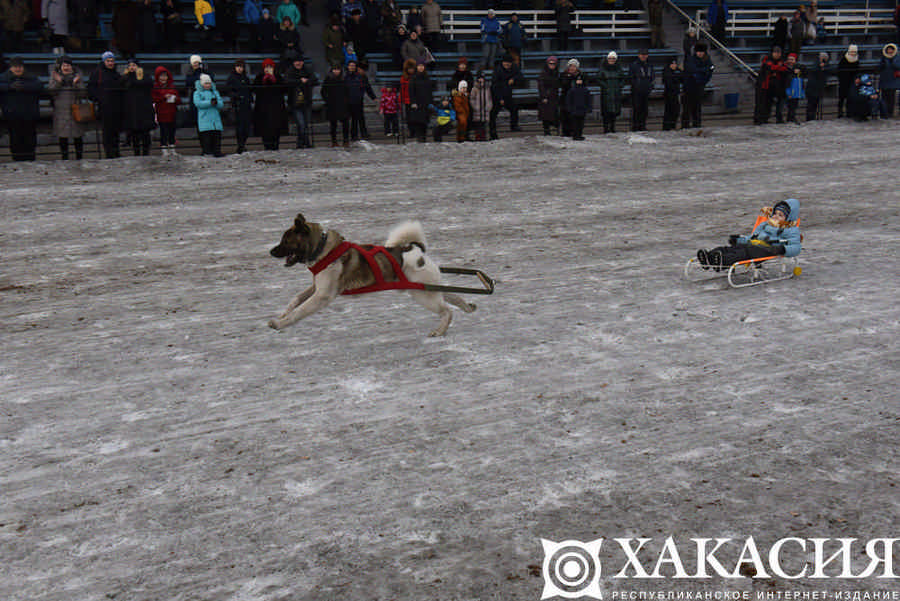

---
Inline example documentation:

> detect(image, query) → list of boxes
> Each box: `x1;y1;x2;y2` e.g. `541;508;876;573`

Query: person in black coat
257;9;280;54
0;57;43;161
682;43;713;128
137;0;159;51
564;74;591;140
836;45;860;118
218;0;240;52
661;56;682;131
772;15;789;52
320;64;350;146
344;59;375;140
629;49;654;131
283;56;319;148
88;52;125;159
407;61;434;142
537;56;560;135
805;51;832;121
185;56;213;128
121;59;157;155
225;59;253;152
253;58;288;150
489;54;525;139
558;58;581;137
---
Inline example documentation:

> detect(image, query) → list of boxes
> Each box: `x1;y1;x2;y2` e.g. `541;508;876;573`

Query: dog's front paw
268;319;281;330
428;329;447;337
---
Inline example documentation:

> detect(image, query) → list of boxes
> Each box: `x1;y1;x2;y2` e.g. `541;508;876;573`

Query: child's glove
728;234;740;245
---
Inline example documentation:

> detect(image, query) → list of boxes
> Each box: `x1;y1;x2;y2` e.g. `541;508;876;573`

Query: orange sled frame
684;213;802;288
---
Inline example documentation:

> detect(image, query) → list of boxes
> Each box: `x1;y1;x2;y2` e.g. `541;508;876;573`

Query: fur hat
607;51;617;61
458;80;468;91
199;74;212;85
190;54;203;66
845;44;859;62
884;43;898;58
567;58;580;69
101;51;115;61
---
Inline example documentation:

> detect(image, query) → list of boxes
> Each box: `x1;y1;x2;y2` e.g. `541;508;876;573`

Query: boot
74;138;84;160
59;138;69;160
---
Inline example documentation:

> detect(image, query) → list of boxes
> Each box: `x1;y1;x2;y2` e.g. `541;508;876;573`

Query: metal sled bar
727;256;798;288
422;267;495;295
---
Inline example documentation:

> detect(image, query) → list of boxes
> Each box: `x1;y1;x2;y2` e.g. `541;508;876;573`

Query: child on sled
696;199;802;271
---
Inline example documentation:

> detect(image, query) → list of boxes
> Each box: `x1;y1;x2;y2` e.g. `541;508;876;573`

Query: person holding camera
193;73;224;156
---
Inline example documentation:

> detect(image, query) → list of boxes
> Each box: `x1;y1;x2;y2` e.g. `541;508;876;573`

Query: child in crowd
152;66;181;155
379;82;400;136
857;74;886;119
431;96;456;142
193;73;224;156
452;80;471;142
696;199;802;271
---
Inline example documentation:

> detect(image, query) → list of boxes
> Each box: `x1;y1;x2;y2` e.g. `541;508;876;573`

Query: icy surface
1;122;899;600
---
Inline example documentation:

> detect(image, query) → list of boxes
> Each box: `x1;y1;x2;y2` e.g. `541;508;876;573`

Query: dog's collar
308;232;328;263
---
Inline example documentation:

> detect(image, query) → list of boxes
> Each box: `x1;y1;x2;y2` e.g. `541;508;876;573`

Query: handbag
71;100;97;122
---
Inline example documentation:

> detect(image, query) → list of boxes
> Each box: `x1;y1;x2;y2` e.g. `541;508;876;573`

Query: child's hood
154;65;174;86
781;198;800;222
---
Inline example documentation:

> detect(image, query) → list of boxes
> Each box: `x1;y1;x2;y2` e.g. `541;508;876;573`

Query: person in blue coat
480;9;502;71
878;43;900;116
707;0;728;42
193;74;224;156
696;199;802;270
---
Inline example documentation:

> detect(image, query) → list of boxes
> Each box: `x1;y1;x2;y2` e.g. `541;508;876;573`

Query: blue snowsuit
736;198;802;257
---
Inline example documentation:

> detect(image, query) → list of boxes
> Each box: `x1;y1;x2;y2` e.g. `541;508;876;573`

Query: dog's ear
294;213;310;235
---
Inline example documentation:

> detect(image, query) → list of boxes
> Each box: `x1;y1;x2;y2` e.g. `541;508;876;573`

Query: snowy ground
1;121;899;601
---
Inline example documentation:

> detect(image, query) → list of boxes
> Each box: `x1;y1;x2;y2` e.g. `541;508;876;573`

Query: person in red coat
152;66;181;154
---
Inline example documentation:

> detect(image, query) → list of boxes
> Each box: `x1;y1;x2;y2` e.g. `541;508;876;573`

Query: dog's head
270;213;323;267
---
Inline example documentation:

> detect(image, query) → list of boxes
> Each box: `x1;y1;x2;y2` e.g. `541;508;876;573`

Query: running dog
268;213;476;336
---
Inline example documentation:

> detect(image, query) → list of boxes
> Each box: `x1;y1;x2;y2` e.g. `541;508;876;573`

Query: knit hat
190;54;202;66
818;52;829;61
101;51;115;61
458;80;468;91
487;8;495;15
199;74;212;85
128;57;140;66
416;56;428;66
9;56;24;67
458;57;468;65
787;52;797;60
567;58;580;69
59;55;73;66
607;51;617;60
772;201;791;218
234;58;246;68
262;58;277;69
501;53;513;63
845;44;858;62
695;42;707;52
547;55;558;64
638;48;649;55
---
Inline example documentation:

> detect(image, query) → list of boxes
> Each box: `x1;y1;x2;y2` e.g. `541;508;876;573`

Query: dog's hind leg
443;293;476;313
409;290;453;336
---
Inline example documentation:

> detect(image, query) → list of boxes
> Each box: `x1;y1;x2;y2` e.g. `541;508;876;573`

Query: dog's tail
386;221;427;251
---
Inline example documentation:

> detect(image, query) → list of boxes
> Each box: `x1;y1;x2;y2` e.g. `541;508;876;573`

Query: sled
684;213;802;288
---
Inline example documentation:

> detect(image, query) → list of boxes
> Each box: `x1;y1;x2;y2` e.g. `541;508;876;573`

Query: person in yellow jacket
194;0;216;28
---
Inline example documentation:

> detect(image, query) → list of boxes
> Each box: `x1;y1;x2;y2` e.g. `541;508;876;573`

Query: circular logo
546;544;598;594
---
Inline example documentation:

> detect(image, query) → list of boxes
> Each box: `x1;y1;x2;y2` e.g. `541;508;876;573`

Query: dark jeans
131;130;151;156
682;88;703;128
383;113;399;135
489;101;518;139
329;119;349;144
786;98;799;123
101;117;121;158
601;112;617;133
706;243;783;268
8;120;37;161
764;91;785;123
805;95;822;121
292;106;311;147
631;92;649;130
882;88;896;116
235;118;251;151
159;122;176;146
433;122;453;142
571;115;585;139
348;103;368;140
59;137;84;160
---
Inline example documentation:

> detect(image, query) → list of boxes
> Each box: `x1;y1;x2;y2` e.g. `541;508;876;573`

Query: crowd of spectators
2;0;900;160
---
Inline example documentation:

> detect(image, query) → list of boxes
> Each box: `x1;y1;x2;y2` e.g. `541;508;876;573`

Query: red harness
308;241;426;295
